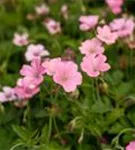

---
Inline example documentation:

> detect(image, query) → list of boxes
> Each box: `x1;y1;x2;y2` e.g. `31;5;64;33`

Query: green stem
130;50;134;76
53;37;61;55
27;103;31;129
78;128;84;143
53;117;59;134
48;116;53;142
10;143;23;150
112;128;135;149
53;117;62;140
95;78;101;101
23;102;31;128
78;0;86;13
92;79;96;102
52;85;60;103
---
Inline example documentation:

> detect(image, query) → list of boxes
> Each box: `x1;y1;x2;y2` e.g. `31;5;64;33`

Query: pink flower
79;15;99;31
81;54;110;77
20;58;46;85
42;58;61;76
79;38;104;56
96;25;118;45
43;18;61;35
126;141;135;150
111;7;122;14
106;0;124;7
35;4;50;15
25;44;50;62
110;18;135;38
13;33;29;46
106;0;124;14
14;78;40;99
53;61;82;92
0;86;16;103
61;5;68;14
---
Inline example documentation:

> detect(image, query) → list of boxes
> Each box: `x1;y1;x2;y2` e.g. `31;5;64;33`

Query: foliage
0;0;135;150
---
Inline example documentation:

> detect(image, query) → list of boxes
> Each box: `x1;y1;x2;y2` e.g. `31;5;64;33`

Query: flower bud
99;82;108;94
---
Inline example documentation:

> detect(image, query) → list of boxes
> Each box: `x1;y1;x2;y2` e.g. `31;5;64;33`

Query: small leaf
91;100;111;114
105;108;124;126
12;125;29;141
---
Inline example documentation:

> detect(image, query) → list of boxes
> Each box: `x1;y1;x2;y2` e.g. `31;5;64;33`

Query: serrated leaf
105;108;124;126
91;100;111;114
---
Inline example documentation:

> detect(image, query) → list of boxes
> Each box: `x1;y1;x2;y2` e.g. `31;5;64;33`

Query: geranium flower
53;61;82;92
43;18;61;35
81;54;110;77
14;78;40;99
79;38;104;56
0;86;16;103
13;33;29;46
25;44;49;62
35;4;50;15
110;18;135;38
20;58;46;85
79;15;99;31
96;25;118;45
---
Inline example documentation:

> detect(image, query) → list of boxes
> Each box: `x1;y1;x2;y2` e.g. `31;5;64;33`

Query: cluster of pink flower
78;14;135;78
105;0;124;15
26;3;64;35
1;2;135;149
5;32;50;102
0;58;82;102
0;59;46;103
77;6;135;148
80;38;110;77
35;4;64;35
79;15;135;40
43;58;82;92
15;58;46;99
110;18;135;38
1;2;135;105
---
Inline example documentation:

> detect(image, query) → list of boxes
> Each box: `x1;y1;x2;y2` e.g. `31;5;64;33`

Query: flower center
34;73;39;78
62;76;68;82
25;88;32;94
34;52;40;56
19;39;25;44
89;48;95;53
5;93;12;99
52;24;58;30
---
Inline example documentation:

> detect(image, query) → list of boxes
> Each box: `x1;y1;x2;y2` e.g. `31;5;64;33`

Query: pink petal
20;65;34;76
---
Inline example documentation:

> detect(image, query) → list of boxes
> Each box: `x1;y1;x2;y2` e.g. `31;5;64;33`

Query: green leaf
40;125;49;143
0;127;15;150
91;100;112;114
105;108;124;126
127;106;135;126
109;122;126;134
12;125;30;141
0;106;21;124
